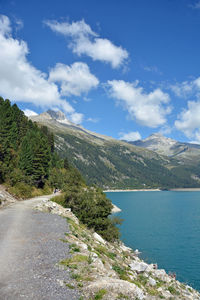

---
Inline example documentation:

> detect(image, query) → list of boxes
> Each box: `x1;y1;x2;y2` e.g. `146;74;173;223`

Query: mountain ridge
128;133;200;162
30;110;200;189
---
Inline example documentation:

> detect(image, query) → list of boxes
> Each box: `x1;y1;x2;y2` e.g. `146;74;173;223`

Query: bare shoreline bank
104;188;161;192
105;188;200;192
169;188;200;191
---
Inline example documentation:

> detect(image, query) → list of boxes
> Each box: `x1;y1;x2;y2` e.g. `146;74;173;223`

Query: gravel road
0;195;81;300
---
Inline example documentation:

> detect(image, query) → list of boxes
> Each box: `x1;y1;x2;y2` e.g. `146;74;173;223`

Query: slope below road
0;195;80;300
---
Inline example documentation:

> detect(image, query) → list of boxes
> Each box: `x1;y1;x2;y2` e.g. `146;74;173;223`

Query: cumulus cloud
23;109;38;117
170;77;200;98
119;131;141;141
0;14;11;35
107;80;171;128
0;15;83;124
70;112;83;124
45;19;129;68
175;100;200;142
49;62;99;96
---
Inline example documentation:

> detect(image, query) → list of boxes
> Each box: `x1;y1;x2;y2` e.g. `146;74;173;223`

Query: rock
149;277;156;286
134;249;141;255
84;277;145;300
91;258;106;272
35;200;79;224
79;242;88;251
161;290;172;298
119;243;132;252
145;264;155;273
0;185;16;208
129;261;148;273
93;232;106;244
91;252;98;259
152;269;168;281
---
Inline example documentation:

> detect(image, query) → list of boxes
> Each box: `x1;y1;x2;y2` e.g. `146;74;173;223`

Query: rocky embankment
0;185;16;208
36;199;200;300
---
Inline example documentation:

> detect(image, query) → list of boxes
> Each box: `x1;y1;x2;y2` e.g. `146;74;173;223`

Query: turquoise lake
106;191;200;291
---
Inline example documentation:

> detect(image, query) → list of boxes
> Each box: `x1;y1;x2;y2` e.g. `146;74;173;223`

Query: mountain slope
130;133;200;164
30;111;200;189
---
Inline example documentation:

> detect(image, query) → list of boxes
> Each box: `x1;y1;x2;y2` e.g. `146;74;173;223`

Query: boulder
93;232;106;244
84;277;145;300
149;277;156;286
129;261;148;273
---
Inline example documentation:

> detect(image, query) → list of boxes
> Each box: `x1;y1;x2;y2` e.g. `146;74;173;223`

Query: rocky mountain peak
46;110;66;121
144;133;176;145
30;109;74;126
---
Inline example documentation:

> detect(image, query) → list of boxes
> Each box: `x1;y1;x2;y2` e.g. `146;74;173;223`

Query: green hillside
30;110;200;189
0;97;120;241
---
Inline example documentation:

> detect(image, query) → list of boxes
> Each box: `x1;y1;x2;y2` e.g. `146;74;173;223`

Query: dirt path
0;195;80;300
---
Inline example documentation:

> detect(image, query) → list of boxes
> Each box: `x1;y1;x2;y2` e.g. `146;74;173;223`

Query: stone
120;243;132;252
129;261;148;273
149;277;156;286
84;277;145;300
145;264;155;273
93;232;106;244
79;243;88;251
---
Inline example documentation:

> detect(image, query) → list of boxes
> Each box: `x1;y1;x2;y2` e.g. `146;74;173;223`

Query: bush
58;186;121;241
9;182;33;198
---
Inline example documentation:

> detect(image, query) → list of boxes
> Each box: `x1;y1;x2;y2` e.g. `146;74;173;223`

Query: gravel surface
0;195;81;300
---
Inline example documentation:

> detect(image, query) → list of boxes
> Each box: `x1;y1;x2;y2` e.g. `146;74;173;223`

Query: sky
1;0;200;143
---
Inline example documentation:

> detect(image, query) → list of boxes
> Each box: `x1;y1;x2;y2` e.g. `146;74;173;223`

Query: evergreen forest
0;97;120;241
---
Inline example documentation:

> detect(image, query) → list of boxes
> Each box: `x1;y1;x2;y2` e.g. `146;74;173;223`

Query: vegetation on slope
54;132;200;189
0;97;120;241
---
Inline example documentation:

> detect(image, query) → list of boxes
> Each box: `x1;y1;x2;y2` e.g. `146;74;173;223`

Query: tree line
0;97;120;241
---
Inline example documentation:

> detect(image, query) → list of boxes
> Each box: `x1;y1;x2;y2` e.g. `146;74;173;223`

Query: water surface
106;191;200;290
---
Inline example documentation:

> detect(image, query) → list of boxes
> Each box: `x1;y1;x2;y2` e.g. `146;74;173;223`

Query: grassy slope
31;118;200;189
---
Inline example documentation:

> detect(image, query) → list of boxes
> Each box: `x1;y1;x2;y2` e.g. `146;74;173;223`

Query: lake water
106;191;200;290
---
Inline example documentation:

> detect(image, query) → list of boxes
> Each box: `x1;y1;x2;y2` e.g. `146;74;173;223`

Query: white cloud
175;100;200;142
0;15;11;35
159;125;172;135
70;112;83;124
45;19;129;68
170;77;200;98
49;62;99;96
107;80;171;128
119;131;141;141
23;109;38;117
0;15;83;124
45;19;97;37
15;18;24;31
143;65;162;75
87;117;99;123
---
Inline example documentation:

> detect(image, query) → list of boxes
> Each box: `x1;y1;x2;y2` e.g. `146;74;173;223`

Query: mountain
30;111;200;189
129;133;200;164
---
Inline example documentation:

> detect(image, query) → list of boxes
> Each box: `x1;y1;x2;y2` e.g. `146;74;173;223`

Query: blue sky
1;0;200;143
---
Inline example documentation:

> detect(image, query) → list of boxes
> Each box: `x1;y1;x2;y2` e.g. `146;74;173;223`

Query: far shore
104;188;200;192
104;188;161;192
169;188;200;192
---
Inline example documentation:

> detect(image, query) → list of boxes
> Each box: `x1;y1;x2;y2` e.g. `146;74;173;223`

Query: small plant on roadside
117;293;130;299
65;283;75;289
94;289;107;300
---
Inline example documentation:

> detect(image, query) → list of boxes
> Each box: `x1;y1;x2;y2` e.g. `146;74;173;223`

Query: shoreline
105;187;200;192
169;188;200;191
104;188;161;192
